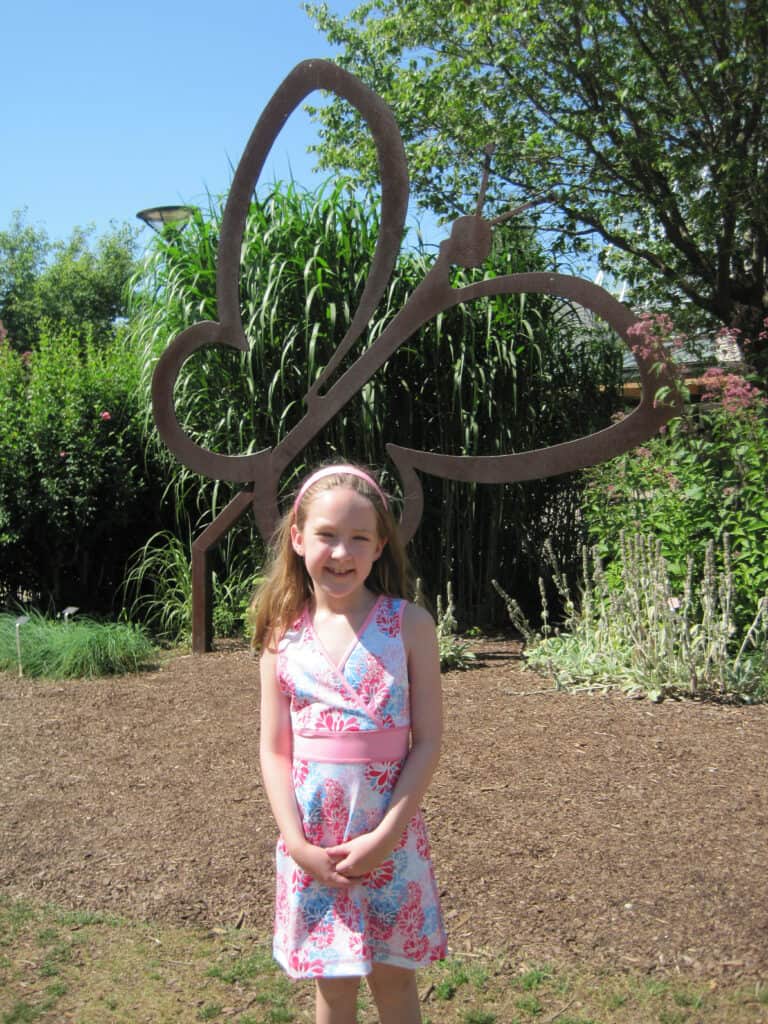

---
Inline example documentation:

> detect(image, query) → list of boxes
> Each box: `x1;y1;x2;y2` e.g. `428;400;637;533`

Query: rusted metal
151;59;682;652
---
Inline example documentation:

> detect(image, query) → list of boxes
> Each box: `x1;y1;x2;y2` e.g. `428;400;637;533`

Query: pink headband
292;465;388;515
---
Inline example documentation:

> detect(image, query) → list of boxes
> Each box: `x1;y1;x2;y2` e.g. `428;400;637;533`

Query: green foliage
424;580;477;671
128;182;624;626
0;613;154;678
0;213;49;351
583;365;768;632
0;325;165;611
433;958;488;1001
497;534;768;703
307;0;768;370
122;527;260;644
0;211;138;351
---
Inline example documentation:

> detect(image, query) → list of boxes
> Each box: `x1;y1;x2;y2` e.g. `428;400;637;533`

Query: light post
15;615;29;678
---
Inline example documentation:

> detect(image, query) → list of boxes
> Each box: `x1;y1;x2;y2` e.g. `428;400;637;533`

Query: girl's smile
290;487;385;608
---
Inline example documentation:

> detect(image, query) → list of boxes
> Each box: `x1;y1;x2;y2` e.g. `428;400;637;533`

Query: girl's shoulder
381;598;436;651
401;600;436;634
276;607;310;650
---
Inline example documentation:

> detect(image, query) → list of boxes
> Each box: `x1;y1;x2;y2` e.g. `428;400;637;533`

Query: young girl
252;464;447;1024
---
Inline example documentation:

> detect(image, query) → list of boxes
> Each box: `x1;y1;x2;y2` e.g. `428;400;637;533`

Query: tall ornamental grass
128;181;624;631
0;613;155;678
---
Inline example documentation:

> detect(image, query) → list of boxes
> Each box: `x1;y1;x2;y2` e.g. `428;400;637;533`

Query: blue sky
3;0;417;246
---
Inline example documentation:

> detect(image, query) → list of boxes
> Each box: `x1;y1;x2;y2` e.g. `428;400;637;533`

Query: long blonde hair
249;464;413;650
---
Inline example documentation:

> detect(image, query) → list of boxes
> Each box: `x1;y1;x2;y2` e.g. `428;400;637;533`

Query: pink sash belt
293;725;410;764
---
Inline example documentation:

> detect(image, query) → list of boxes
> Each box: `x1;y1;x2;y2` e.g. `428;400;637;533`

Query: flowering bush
584;319;768;634
0;324;165;611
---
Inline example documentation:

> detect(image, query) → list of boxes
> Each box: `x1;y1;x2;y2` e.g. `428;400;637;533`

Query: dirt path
2;639;767;980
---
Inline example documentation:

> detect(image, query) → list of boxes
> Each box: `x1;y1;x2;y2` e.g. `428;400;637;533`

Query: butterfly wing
151;60;409;495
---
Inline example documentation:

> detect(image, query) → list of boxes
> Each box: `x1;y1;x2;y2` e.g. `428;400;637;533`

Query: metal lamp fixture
136;205;195;232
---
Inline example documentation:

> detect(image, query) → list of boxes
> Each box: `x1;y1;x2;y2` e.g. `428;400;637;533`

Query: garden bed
1;639;767;981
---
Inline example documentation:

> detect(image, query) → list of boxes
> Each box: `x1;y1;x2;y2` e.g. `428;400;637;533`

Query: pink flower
627;312;686;365
99;410;112;421
635;446;652;458
700;368;766;412
59;451;68;458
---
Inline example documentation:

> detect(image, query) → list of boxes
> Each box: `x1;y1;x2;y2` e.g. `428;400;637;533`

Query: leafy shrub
583;323;768;632
495;534;768;703
0;325;165;612
415;579;476;671
0;613;154;678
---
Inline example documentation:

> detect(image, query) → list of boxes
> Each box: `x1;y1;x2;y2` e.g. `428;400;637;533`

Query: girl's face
290;486;385;605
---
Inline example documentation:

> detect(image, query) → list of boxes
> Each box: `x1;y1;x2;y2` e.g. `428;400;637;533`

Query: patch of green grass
673;989;704;1008
2;1004;40;1024
515;993;543;1016
517;966;553;991
206;949;273;984
0;612;155;678
197;1004;223;1020
55;907;122;928
433;958;489;1001
1;898;766;1024
465;1011;496;1024
658;1012;688;1024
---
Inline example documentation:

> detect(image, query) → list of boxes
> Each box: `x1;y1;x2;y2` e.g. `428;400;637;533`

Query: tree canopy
307;0;768;374
0;212;138;350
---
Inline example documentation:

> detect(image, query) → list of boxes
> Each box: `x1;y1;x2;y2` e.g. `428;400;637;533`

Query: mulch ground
1;639;767;981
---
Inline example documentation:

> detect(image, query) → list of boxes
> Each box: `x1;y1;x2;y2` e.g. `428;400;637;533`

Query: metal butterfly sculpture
152;60;681;652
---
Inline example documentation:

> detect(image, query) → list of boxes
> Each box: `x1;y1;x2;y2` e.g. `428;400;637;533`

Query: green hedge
0;325;165;612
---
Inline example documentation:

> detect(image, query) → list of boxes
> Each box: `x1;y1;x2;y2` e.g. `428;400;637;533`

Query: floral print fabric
274;595;447;978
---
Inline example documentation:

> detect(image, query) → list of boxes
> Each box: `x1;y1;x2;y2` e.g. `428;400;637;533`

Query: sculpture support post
189;488;256;653
191;544;213;654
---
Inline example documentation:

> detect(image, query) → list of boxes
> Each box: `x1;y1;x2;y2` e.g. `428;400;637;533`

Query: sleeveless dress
273;594;447;978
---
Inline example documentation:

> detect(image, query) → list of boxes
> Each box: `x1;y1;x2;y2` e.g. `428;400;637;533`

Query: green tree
307;0;768;375
0;211;49;348
0;211;138;349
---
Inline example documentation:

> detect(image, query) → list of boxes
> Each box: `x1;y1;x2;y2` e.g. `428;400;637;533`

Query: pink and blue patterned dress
273;594;447;978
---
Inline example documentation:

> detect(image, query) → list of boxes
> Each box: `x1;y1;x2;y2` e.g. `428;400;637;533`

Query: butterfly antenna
490;192;553;226
474;144;496;218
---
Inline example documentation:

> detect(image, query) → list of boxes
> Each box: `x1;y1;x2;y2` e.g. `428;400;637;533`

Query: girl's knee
316;974;360;1006
367;962;418;1000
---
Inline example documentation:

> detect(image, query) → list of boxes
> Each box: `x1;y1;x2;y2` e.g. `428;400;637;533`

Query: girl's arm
259;647;353;888
326;602;443;878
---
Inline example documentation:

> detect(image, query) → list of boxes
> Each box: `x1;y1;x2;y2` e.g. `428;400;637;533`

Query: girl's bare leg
315;976;360;1024
367;963;421;1024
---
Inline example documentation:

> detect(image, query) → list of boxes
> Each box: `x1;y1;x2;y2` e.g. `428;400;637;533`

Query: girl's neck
310;585;378;625
308;588;381;666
